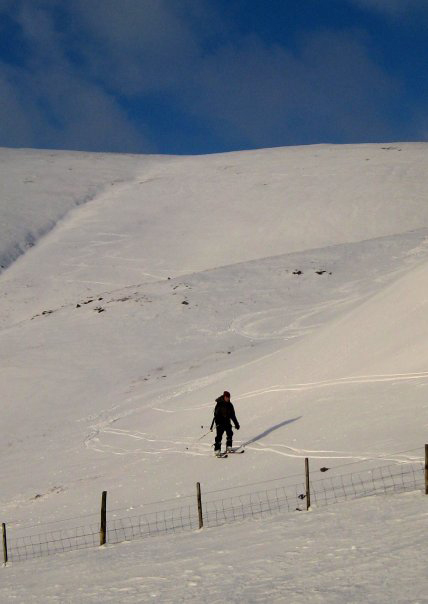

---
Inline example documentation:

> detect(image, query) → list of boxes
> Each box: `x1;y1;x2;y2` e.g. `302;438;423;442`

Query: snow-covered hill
1;143;427;600
0;147;152;274
2;143;428;327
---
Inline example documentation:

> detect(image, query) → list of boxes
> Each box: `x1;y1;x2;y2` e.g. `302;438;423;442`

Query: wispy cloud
72;0;203;95
0;0;152;152
183;30;399;146
0;0;426;153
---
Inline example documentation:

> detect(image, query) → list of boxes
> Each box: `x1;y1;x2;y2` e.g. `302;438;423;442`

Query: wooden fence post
305;457;311;510
100;491;107;546
425;445;428;495
2;523;8;565
196;482;204;529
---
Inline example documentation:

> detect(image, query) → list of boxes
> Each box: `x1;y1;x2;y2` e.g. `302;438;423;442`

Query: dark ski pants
214;423;233;451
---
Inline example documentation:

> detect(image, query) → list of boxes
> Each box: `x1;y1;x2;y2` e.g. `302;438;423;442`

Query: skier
210;391;240;456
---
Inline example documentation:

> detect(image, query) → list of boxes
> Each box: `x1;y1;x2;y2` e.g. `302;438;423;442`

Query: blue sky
0;0;427;154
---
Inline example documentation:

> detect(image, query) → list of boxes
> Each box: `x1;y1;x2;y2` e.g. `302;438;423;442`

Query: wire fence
4;457;425;564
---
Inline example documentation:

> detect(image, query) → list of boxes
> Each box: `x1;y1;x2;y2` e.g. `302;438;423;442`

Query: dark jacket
210;396;240;430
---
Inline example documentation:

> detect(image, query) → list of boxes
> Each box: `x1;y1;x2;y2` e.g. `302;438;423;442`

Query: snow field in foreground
1;492;427;603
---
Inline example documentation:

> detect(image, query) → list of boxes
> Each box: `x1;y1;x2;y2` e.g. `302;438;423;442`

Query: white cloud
70;0;206;95
0;0;152;152
65;1;404;147
32;70;148;152
0;0;425;152
184;30;399;146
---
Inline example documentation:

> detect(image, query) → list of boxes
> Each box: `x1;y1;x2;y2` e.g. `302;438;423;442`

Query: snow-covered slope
1;143;428;327
1;143;428;599
1;492;426;603
0;147;155;274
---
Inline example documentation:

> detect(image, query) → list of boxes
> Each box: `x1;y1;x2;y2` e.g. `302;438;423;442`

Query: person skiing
210;391;240;455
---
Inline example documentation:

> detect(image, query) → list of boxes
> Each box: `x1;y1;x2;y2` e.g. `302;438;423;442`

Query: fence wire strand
5;460;424;563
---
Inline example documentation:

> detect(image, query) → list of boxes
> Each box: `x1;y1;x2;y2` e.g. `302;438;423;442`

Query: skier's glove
235;424;240;430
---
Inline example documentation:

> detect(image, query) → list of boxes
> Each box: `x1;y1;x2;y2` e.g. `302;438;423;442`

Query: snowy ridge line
3;459;424;564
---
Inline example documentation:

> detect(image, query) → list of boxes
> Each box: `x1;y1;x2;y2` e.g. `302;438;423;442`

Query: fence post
305;457;311;510
425;445;428;495
196;482;204;529
100;491;107;546
2;523;7;565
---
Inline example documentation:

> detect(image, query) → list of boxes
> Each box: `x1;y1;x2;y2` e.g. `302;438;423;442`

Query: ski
215;452;228;458
227;448;245;454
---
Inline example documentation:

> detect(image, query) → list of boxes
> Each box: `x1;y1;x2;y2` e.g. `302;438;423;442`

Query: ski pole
185;426;212;450
197;428;212;441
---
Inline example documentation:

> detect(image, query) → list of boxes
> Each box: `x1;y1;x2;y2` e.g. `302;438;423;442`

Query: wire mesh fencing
4;457;425;564
202;460;424;527
310;460;424;508
7;522;100;562
203;478;306;527
107;497;202;545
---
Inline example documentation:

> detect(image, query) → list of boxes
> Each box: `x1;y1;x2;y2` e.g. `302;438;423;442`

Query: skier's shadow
242;416;301;447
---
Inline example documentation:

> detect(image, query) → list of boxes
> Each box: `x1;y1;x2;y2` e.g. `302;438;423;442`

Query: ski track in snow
148;369;428;413
230;296;359;341
85;424;423;464
237;371;428;399
83;369;428;463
